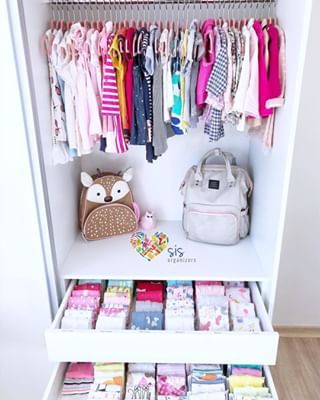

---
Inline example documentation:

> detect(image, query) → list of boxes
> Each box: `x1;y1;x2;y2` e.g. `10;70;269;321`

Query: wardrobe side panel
248;0;312;313
21;0;81;269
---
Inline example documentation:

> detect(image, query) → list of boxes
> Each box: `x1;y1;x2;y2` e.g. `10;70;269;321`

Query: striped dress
101;33;127;154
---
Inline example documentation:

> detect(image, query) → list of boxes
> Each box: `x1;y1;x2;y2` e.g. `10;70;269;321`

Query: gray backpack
180;148;253;245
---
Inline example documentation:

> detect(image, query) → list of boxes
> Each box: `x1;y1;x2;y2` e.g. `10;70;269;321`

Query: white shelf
61;221;266;281
46;281;278;365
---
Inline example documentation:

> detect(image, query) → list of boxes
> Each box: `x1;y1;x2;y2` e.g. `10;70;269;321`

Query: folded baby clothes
188;364;226;395
231;365;263;377
136;282;164;303
165;281;195;331
230;386;273;399
157;364;187;397
89;363;125;400
135;300;163;312
131;281;164;330
224;281;245;288
227;364;273;400
232;317;261;332
131;311;163;330
125;364;156;400
96;280;133;331
61;363;94;398
226;287;251;304
61;282;102;330
230;302;256;318
195;282;229;332
228;375;265;392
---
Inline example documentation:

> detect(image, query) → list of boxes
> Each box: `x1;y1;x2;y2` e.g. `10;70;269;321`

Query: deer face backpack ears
79;168;140;241
180;149;253;245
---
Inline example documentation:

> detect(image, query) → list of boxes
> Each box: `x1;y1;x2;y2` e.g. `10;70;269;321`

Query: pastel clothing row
131;281;164;330
96;280;133;330
165;282;195;331
61;282;102;329
195;282;229;332
157;364;187;397
61;363;94;399
90;363;125;399
125;364;156;400
188;364;226;400
228;365;273;400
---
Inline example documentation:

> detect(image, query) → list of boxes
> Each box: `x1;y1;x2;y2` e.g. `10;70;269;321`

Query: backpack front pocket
183;206;240;245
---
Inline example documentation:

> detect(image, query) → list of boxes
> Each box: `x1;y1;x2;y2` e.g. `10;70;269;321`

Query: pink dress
196;19;215;108
253;20;273;118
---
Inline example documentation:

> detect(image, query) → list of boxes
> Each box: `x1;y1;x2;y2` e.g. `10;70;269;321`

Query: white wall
273;0;320;326
0;2;54;399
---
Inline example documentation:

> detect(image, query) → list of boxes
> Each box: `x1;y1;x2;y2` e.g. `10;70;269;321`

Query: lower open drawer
42;363;279;400
46;281;278;364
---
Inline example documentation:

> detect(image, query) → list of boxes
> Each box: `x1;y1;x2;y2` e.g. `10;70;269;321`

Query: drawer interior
46;281;279;364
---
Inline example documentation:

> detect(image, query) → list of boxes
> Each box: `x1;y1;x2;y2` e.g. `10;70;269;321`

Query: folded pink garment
157;375;186;396
136;291;163;303
103;295;131;305
195;281;222;286
71;289;100;298
196;285;225;296
231;367;263;377
65;363;94;379
74;284;101;291
68;296;100;309
157;364;186;377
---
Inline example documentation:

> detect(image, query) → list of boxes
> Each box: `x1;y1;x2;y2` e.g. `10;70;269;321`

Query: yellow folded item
228;375;265;392
94;363;125;372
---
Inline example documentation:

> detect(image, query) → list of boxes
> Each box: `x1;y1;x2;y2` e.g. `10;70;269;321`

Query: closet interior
8;0;312;398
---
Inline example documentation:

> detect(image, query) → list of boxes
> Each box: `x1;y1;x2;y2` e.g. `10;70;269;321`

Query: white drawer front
42;364;278;400
46;281;279;364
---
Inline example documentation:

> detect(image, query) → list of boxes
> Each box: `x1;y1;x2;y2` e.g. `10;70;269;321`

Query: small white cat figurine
140;211;157;230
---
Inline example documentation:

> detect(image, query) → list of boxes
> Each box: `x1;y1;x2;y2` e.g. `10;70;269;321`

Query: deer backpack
79;168;140;241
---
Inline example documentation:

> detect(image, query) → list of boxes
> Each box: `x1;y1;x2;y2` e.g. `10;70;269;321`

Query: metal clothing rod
52;0;276;4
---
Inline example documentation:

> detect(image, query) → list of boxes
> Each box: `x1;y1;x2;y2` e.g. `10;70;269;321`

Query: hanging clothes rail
49;0;276;3
44;0;284;165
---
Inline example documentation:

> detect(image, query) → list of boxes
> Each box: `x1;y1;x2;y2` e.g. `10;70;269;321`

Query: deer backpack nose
104;196;113;203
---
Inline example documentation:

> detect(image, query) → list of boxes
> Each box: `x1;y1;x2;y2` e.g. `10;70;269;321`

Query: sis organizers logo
167;244;197;264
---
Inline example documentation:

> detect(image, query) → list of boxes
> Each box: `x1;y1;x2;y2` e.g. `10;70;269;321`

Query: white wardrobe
6;0;313;398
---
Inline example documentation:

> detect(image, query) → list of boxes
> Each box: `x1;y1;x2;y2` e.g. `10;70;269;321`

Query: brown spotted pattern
84;204;137;241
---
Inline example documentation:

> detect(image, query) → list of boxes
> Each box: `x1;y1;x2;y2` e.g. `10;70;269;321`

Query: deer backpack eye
97;193;101;196
117;189;121;193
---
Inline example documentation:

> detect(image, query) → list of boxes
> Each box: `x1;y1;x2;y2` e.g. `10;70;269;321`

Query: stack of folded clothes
187;364;227;400
88;363;125;399
226;285;261;332
157;364;187;398
96;280;133;330
61;363;94;399
125;363;156;399
228;365;274;399
165;281;195;331
131;281;164;330
195;281;229;331
61;282;102;329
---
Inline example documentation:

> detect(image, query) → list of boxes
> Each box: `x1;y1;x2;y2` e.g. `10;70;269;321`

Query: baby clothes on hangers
204;27;229;141
101;22;128;154
196;19;215;110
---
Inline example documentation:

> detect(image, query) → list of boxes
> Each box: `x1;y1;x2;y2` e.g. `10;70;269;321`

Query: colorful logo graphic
130;231;169;262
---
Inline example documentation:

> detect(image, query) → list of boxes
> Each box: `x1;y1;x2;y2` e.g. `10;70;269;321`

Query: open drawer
42;363;279;400
45;281;279;364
